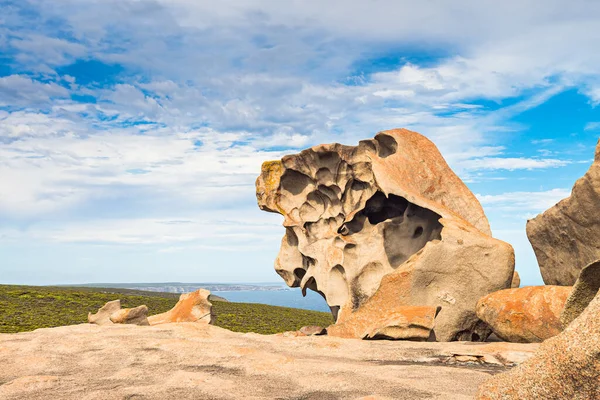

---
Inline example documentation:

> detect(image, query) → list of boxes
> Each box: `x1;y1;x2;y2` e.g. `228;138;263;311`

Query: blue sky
1;0;599;286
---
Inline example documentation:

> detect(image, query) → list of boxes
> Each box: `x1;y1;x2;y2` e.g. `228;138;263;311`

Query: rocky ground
0;323;537;400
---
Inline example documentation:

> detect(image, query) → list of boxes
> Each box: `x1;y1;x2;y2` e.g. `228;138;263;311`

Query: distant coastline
57;282;330;312
65;282;290;293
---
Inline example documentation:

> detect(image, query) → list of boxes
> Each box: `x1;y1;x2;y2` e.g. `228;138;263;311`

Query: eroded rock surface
109;305;150;326
511;271;520;288
476;286;571;343
89;301;149;326
560;259;600;328
0;323;538;400
526;139;600;286
87;299;120;326
477;289;600;399
148;289;214;325
327;305;438;340
256;128;515;341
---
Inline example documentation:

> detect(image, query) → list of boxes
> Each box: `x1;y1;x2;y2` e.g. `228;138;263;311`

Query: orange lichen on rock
148;289;214;325
109;305;150;326
476;286;571;343
476;289;600;399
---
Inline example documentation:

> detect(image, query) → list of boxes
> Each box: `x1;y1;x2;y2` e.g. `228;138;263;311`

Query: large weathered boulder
109;305;150;325
476;289;600;399
526;139;600;286
560;259;600;328
88;299;121;325
327;305;438;340
476;286;571;343
148;289;214;325
256;128;515;341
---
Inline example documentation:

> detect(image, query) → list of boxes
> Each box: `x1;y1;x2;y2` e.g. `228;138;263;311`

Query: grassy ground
0;284;333;335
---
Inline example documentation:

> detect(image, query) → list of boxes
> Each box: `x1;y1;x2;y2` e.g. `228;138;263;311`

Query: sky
1;0;599;286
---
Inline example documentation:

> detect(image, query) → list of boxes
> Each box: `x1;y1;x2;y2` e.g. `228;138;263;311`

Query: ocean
213;289;330;313
75;282;332;313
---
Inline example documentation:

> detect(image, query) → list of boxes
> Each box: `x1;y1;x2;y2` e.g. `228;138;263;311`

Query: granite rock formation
148;289;214;325
526;139;600;285
89;301;149;326
89;290;215;327
477;287;600;399
256;128;515;341
87;299;121;326
560;259;600;328
0;322;539;400
476;286;571;343
327;305;438;340
109;305;150;325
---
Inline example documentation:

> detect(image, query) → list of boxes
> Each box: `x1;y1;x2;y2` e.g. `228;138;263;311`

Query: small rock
455;355;479;363
299;326;326;336
88;300;121;325
110;305;149;325
480;354;503;365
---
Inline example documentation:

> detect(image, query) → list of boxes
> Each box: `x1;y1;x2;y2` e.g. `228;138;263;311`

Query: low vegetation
0;284;333;335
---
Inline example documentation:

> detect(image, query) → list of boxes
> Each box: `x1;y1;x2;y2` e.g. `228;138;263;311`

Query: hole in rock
293;268;306;281
341;190;443;268
329;306;340;322
316;151;341;168
302;255;316;269
280;169;312;195
362;192;409;225
286;228;298;246
413;226;423;238
375;133;398;158
326;266;349;313
302;277;318;297
337;224;349;236
351;262;386;310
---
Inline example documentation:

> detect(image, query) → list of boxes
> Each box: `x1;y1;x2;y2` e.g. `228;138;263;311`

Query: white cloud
531;139;555;145
2;0;598;283
1;210;282;247
459;157;570;171
477;188;572;213
0;75;69;107
584;122;600;131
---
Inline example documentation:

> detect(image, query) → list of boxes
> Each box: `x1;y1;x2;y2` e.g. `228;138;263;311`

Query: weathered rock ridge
526;138;600;285
256;128;515;341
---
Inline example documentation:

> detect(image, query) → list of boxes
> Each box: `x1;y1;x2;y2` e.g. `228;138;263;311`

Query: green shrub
0;285;333;335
